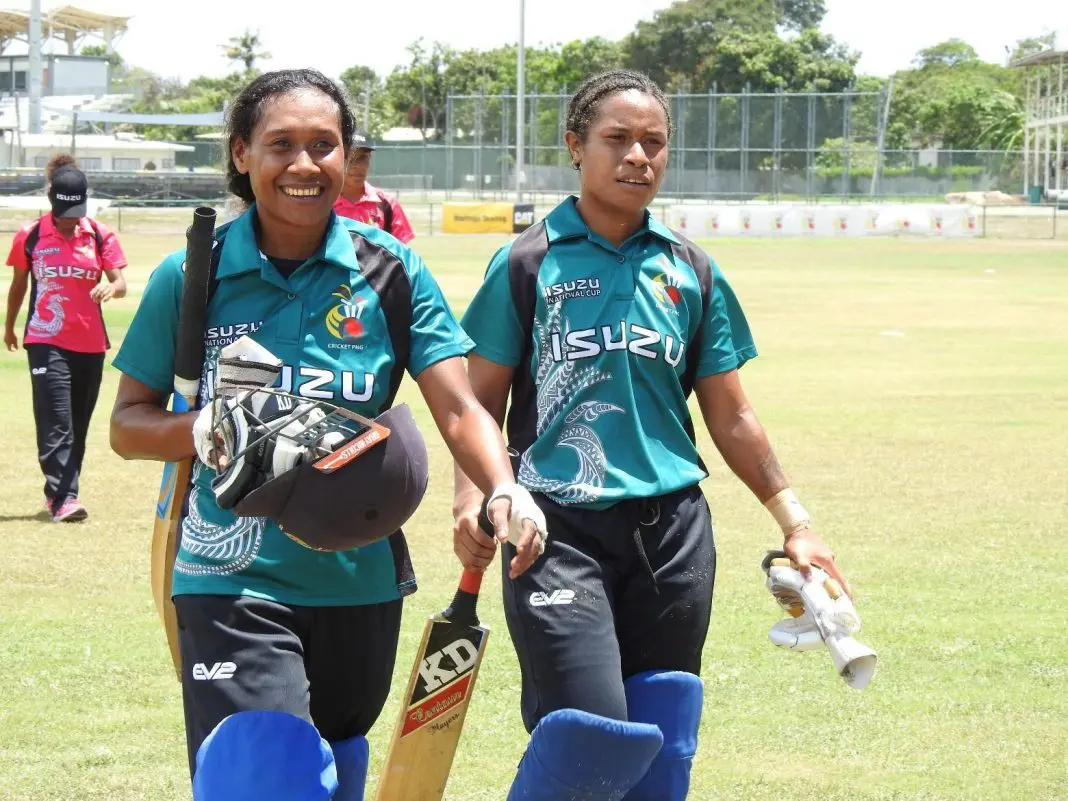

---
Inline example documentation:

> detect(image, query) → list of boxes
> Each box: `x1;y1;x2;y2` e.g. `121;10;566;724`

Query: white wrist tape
765;488;811;534
488;482;548;555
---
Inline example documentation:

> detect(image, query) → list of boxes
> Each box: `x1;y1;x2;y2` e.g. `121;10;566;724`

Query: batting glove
762;550;861;649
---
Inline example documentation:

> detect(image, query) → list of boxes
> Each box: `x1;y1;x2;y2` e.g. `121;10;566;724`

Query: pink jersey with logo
6;215;127;353
333;182;415;243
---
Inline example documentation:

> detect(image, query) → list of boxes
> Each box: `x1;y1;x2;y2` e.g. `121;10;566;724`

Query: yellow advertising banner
442;202;517;234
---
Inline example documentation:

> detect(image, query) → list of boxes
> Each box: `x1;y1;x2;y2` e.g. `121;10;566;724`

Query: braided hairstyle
565;70;673;168
225;69;357;204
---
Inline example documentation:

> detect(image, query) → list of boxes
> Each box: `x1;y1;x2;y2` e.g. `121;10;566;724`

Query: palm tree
977;91;1025;153
222;30;271;72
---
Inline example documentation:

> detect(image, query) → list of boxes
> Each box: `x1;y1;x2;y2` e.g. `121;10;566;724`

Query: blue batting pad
193;711;337;801
622;671;704;801
507;707;664;800
330;735;369;801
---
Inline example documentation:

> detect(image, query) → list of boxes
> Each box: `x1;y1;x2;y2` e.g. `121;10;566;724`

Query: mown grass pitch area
1;231;1066;801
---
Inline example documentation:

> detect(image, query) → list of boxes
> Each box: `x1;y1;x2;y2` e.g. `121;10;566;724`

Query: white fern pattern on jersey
518;303;624;504
174;344;266;577
174;462;265;577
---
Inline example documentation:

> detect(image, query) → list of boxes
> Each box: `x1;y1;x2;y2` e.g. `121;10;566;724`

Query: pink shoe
52;498;88;523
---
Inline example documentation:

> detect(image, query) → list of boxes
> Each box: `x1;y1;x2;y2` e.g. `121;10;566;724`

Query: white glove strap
488;482;548;555
191;398;236;469
765;488;811;534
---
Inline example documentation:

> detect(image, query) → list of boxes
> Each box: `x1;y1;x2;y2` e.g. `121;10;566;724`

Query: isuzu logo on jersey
33;265;101;281
548;322;684;367
278;365;376;403
543;277;601;303
205;321;264;349
205;321;263;340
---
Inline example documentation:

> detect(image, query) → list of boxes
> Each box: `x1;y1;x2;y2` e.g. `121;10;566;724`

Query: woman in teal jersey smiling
109;69;546;801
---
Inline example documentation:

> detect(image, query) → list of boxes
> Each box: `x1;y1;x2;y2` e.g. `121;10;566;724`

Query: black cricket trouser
26;344;104;511
502;484;716;733
174;594;403;777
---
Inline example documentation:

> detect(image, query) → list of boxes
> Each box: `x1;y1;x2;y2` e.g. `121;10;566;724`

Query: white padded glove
193;336;283;469
763;551;861;648
762;550;877;690
487;483;548;556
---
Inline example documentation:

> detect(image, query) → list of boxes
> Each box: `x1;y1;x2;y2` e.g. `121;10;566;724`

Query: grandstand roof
44;5;129;32
0;5;128;43
1010;48;1068;69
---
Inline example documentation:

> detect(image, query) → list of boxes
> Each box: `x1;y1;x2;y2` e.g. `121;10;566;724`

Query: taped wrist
488;482;548;552
764;488;811;535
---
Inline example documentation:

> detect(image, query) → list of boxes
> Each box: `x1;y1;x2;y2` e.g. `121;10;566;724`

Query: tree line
88;0;1057;154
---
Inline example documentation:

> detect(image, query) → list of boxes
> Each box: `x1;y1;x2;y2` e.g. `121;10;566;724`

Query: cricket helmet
210;392;429;551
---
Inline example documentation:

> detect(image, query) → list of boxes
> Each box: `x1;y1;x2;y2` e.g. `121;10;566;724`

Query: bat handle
442;569;483;627
441;505;494;626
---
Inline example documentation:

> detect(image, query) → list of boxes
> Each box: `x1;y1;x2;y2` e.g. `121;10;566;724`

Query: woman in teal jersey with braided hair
454;69;854;800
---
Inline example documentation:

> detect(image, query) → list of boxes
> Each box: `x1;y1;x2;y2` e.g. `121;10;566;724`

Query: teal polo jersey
461;197;757;509
113;208;473;605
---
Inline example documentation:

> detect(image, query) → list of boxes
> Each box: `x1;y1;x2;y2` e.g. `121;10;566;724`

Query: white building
1012;48;1067;200
0;131;194;171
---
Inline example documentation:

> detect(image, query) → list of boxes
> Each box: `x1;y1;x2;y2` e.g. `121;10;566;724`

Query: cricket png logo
326;284;368;342
652;271;683;309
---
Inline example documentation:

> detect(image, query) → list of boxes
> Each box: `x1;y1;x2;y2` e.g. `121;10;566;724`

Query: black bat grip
441;503;495;627
174;206;217;387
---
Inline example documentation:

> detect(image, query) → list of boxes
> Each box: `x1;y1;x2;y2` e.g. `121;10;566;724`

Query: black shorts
501;484;716;733
174;594;403;776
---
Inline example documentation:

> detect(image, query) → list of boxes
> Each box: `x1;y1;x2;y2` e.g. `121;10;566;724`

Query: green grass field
1;230;1066;801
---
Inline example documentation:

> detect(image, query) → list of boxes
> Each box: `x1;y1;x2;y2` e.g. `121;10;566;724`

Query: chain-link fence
369;89;1026;201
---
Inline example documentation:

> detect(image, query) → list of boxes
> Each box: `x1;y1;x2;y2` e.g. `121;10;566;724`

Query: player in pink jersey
332;131;416;243
4;158;128;522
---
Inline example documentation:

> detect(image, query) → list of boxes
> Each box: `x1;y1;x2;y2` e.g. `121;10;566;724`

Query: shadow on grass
0;512;52;523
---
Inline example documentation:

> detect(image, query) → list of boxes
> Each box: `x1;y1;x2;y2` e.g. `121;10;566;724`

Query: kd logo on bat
418;638;480;693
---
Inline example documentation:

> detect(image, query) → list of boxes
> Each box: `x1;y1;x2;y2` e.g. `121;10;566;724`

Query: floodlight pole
515;0;525;202
29;0;42;134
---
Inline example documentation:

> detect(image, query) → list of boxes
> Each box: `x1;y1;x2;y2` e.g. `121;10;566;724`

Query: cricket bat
375;566;490;800
151;206;217;680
